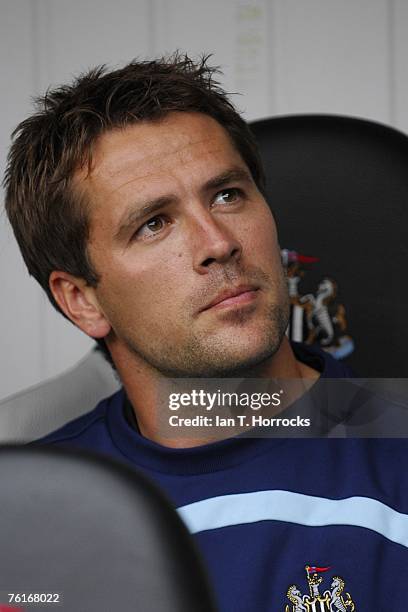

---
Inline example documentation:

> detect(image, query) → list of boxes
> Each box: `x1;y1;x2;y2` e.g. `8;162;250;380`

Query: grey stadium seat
0;347;120;443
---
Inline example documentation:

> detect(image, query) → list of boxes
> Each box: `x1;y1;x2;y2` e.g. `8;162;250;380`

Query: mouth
200;285;260;312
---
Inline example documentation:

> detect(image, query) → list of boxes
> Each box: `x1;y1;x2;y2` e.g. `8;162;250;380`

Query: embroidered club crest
281;249;354;360
284;565;356;611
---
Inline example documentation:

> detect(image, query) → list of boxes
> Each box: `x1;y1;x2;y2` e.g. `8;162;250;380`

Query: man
4;55;408;610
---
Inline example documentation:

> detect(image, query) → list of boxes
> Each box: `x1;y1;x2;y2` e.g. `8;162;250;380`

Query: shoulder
291;341;355;378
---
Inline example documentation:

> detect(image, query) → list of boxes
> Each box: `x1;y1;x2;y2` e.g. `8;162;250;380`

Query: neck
108;337;319;448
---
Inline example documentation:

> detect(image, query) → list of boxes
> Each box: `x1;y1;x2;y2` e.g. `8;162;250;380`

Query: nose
190;212;242;274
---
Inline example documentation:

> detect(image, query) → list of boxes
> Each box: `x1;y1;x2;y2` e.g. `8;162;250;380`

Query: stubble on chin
177;298;290;377
122;261;290;378
140;284;290;378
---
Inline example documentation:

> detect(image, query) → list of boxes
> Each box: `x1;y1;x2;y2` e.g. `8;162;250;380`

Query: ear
49;271;111;339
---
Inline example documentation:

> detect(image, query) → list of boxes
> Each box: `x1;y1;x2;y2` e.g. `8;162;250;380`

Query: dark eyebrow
114;166;253;242
201;166;253;193
114;196;175;241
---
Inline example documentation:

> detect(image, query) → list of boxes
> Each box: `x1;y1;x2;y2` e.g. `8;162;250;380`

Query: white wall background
0;0;407;399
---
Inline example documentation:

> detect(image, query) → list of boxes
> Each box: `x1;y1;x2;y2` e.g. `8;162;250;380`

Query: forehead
79;112;245;199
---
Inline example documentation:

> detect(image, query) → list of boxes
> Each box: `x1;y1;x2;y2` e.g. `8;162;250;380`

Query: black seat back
251;114;408;376
0;447;217;612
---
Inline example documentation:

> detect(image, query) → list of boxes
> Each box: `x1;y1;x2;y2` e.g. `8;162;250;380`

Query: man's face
80;112;289;376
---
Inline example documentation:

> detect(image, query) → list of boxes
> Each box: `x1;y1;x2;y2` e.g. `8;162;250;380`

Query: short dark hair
3;53;265;357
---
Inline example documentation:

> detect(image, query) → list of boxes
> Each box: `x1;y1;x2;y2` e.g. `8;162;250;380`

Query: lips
201;285;259;312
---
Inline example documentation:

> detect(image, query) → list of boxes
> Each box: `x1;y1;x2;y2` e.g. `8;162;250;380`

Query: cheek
102;255;187;318
241;207;280;261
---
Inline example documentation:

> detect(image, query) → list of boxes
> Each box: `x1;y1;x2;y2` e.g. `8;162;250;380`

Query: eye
213;188;242;207
134;215;168;240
